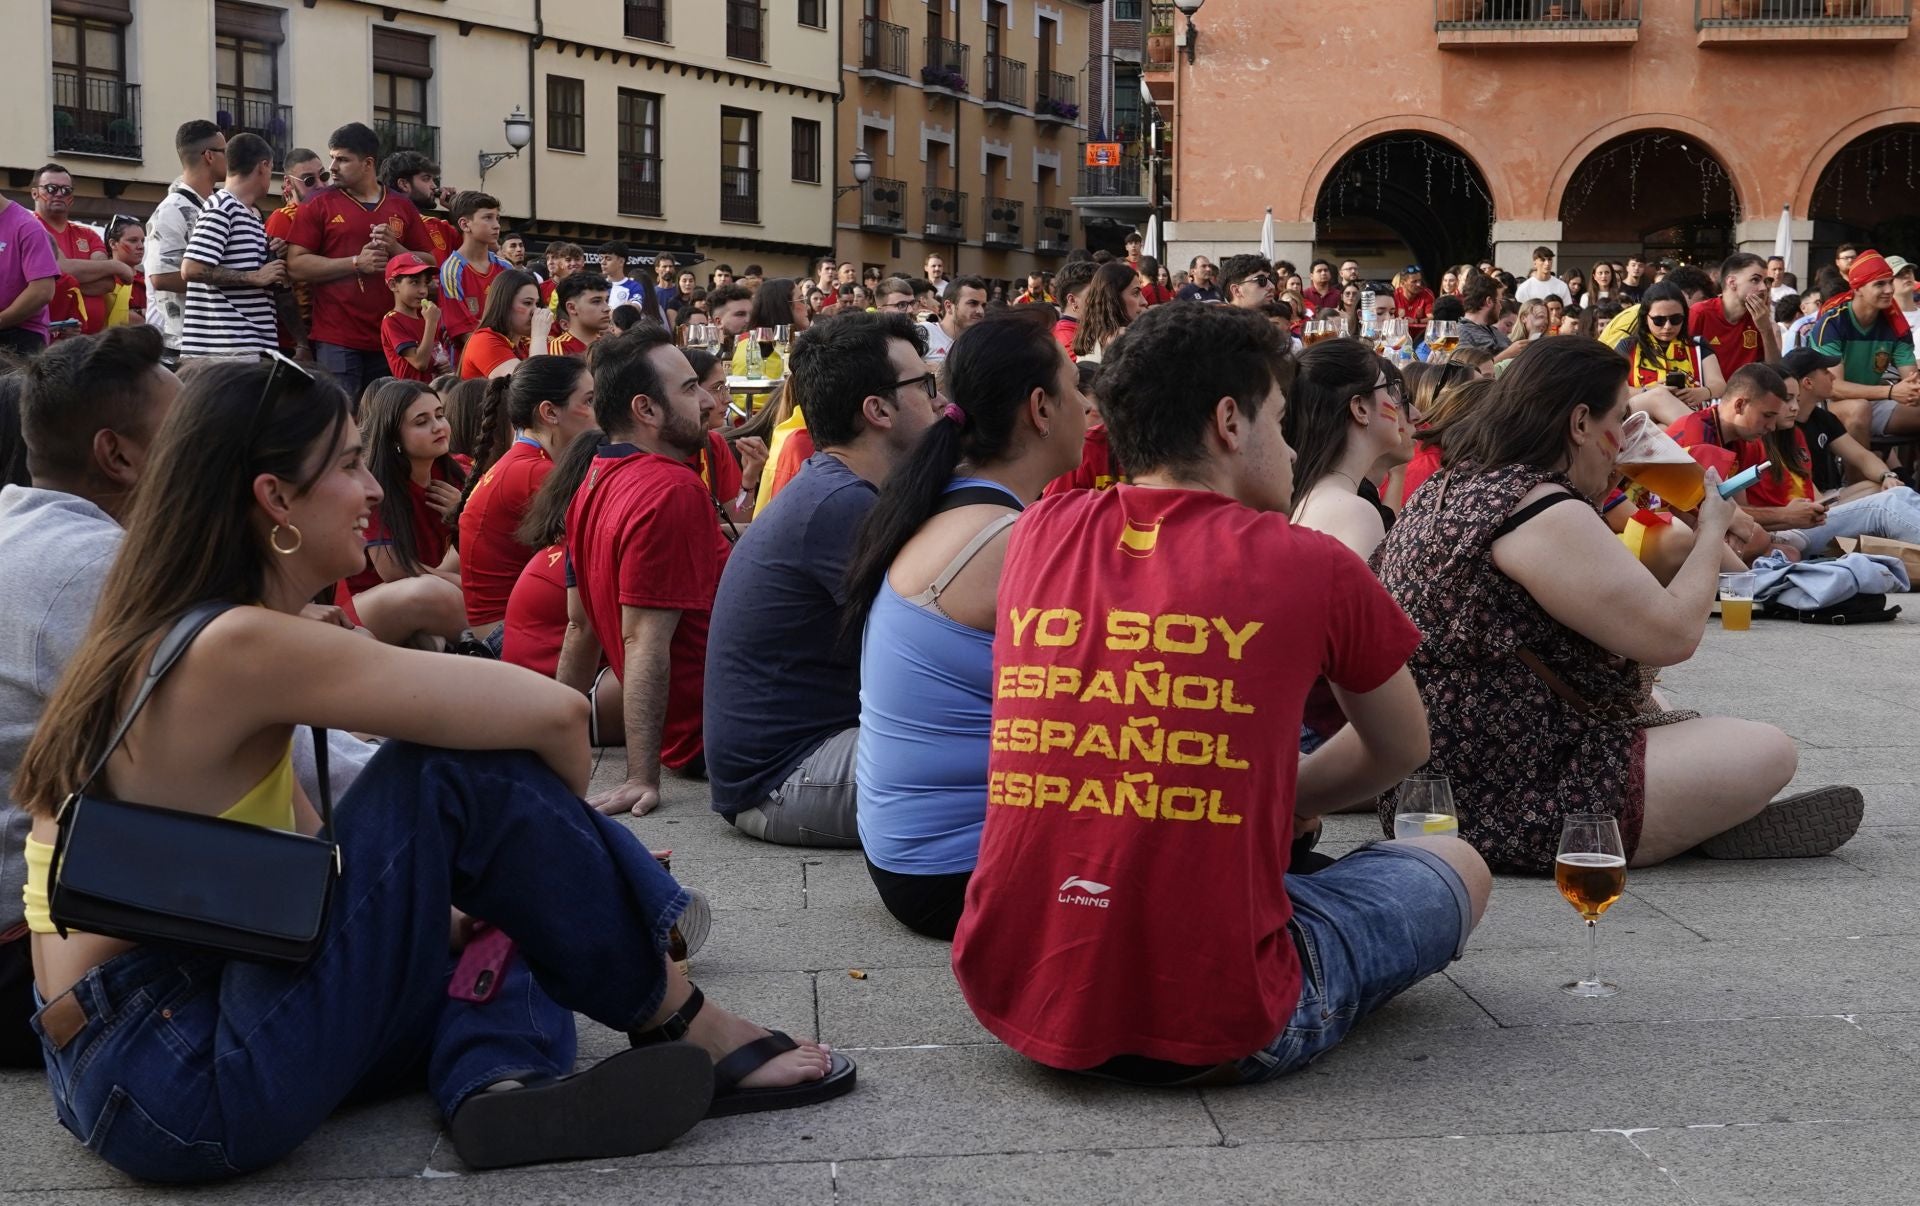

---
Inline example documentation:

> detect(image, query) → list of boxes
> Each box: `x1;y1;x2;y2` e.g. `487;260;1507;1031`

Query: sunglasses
293;170;330;188
251;349;317;447
1648;314;1684;327
35;184;75;197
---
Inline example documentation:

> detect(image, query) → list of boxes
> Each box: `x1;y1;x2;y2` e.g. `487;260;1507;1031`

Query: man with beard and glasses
383;150;458;264
557;326;733;818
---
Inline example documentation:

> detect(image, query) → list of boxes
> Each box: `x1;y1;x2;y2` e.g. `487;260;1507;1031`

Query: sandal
1696;785;1864;860
631;984;857;1117
447;1041;712;1170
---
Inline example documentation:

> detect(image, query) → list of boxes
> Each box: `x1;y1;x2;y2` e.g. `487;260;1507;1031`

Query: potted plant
1438;0;1486;21
1146;20;1174;63
920;64;967;92
1038;97;1079;122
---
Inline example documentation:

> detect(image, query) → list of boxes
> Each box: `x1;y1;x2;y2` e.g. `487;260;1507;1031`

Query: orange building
1160;0;1920;283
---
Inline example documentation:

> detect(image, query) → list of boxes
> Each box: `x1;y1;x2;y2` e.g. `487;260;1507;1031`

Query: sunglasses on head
251;350;318;447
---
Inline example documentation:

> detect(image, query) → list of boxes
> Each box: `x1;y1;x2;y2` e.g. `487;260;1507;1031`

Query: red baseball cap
384;254;435;285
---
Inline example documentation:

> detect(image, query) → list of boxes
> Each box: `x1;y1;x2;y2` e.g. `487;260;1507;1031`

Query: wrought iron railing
924;186;967;240
217;94;291;170
923;37;970;91
52;73;141;159
1695;0;1907;23
624;0;666;41
618;153;662;216
1035;206;1075;254
983;197;1024;249
1036;72;1078;122
985;55;1027;106
726;1;765;61
376;117;439;162
861;18;909;74
1434;0;1640;26
721;164;759;223
1077;143;1144;198
858;177;907;233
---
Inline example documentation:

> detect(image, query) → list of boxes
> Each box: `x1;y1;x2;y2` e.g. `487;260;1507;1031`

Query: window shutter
52;0;132;23
215;1;286;43
372;27;434;79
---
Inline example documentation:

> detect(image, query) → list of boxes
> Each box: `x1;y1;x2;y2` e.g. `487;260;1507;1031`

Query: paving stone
1628;878;1920;942
572;970;818;1064
0;1073;129;1191
1831;825;1920;876
1846;1013;1920;1059
1632;1119;1920;1206
1446;936;1920;1027
798;850;887;909
813;965;992;1049
835;1131;1684;1206
1623;851;1869;884
669;855;805;911
695;906;955;973
1467;883;1704;952
1199;1016;1920;1144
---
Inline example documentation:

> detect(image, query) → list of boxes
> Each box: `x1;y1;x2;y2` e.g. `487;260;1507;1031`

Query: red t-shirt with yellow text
503;542;569;677
286;187;432;351
39;216;108;334
1043;424;1118;497
1690;298;1764;375
951;486;1421;1069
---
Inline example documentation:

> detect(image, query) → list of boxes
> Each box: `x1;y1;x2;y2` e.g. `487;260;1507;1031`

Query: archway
1557;130;1741;268
1806;123;1920;271
1311;134;1494;278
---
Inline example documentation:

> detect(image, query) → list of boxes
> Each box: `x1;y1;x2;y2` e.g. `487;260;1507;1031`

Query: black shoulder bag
47;602;339;963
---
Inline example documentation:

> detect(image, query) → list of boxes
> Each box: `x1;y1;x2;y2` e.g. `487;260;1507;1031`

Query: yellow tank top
22;744;297;934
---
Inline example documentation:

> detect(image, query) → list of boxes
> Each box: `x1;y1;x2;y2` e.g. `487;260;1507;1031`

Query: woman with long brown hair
1070;261;1144;363
12;357;850;1182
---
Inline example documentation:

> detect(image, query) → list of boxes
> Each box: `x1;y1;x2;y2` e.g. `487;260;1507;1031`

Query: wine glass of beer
1427;320;1459;355
1556;813;1626;998
1394;773;1459;840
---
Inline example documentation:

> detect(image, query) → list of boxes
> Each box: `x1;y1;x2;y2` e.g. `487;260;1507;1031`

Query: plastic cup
1615;411;1706;511
1719;571;1755;631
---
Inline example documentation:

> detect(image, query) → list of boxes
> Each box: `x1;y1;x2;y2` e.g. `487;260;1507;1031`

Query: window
791;117;820;184
372;27;435;158
721;108;760;223
624;0;667;42
216;2;285;166
1112;64;1143;141
799;0;826;29
726;1;765;61
546;75;584;152
51;0;136;157
1115;0;1143;19
617;88;662;216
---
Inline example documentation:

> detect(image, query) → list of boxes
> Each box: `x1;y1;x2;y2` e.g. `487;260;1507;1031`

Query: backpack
1759;594;1902;626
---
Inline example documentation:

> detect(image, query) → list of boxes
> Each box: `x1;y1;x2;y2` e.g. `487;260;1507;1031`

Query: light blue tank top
855;477;1020;876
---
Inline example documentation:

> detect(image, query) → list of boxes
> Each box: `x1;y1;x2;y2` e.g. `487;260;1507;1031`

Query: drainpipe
832;12;845;265
528;0;542;224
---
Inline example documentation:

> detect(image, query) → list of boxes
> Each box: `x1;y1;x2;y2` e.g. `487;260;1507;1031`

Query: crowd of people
0;114;1907;1184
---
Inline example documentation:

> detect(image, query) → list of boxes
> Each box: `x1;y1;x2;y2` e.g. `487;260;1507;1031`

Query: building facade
835;0;1093;286
1164;0;1920;283
13;0;839;278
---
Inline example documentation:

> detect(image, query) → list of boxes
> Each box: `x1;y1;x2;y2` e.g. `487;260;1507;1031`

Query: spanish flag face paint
1117;516;1161;558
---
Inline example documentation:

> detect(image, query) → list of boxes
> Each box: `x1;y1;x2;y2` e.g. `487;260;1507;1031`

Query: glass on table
1393;773;1459;841
1555;813;1626;998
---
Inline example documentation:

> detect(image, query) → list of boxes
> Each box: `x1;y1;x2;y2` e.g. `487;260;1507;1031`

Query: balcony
857;176;907;233
984;54;1027;110
376;118;439;162
923;186;967;241
923;37;970;94
860;17;910;78
1035;72;1079;125
217;94;292;170
1435;0;1641;46
983;197;1024;250
624;0;667;42
618;153;662;217
721;164;760;224
726;1;765;62
52;74;142;161
1695;0;1909;42
1035;206;1075;255
1076;142;1145;201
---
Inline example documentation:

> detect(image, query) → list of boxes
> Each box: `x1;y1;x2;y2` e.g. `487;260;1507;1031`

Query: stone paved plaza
3;596;1917;1204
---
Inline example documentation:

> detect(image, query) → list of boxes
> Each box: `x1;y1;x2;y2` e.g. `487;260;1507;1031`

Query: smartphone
1665;371;1689;391
1816;490;1843;506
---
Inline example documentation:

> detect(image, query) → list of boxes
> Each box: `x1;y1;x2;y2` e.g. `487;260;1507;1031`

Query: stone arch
1546;114;1762;224
1295;116;1514;224
1793;108;1920;217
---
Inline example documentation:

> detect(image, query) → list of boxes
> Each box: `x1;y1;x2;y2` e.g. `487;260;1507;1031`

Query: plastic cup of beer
1556;813;1626;998
1394;773;1459;841
1719;571;1756;631
1614;410;1706;511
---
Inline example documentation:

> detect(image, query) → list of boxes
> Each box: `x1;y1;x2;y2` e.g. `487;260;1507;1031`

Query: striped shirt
180;188;277;357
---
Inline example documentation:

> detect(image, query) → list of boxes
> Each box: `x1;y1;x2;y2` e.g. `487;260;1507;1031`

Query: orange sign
1085;143;1122;167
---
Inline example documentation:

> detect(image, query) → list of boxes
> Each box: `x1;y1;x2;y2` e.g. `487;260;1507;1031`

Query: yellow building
837;0;1093;287
13;0;838;278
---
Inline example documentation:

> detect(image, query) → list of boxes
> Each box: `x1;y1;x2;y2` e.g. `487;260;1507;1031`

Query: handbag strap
59;603;335;842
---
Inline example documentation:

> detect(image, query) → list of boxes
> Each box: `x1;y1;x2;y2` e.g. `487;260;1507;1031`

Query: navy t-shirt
704;452;877;814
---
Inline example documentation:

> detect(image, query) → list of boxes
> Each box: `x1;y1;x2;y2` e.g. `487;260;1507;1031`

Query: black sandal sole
709;1049;857;1117
448;1041;713;1169
1696;785;1865;860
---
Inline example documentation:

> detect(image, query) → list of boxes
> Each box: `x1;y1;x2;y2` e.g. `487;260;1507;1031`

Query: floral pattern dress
1372;464;1691;872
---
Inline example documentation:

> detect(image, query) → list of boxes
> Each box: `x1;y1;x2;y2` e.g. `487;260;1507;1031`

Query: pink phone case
449;923;516;1004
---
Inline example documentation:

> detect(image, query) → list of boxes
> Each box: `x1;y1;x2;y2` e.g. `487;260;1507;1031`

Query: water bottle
743;330;765;379
1359;288;1377;343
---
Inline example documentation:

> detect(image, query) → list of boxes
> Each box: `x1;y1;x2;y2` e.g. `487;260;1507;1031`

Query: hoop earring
270;523;303;555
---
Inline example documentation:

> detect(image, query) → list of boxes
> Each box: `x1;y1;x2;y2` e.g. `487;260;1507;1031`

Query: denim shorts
1236;842;1472;1084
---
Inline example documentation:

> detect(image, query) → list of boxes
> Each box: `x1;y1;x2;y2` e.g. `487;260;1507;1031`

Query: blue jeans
31;742;689;1183
312;343;390;404
1236;842;1471;1083
1785;486;1920;553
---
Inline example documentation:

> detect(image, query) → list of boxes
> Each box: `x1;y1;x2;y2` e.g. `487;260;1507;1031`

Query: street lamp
834;150;876;198
1173;0;1205;64
477;106;533;184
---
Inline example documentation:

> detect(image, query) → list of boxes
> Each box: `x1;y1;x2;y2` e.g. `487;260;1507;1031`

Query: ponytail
839;414;967;643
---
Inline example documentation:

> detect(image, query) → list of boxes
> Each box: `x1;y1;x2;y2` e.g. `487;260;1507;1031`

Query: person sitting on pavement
10;355;849;1182
1375;337;1861;873
703;313;941;847
1286;338;1409;562
340;379;469;646
949;302;1488;1086
1787;346;1911;501
456;355;597;645
0;328;373;1069
842;309;1087;940
556;326;731;816
1663;363;1804;561
1616;281;1727;425
459;268;550;380
1807;248;1920;448
684;347;766;530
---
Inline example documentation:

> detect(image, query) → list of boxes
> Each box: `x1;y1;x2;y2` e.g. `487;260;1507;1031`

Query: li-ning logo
1057;875;1112;908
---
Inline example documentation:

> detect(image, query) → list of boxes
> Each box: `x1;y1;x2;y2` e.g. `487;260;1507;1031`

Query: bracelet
1889;385;1896;400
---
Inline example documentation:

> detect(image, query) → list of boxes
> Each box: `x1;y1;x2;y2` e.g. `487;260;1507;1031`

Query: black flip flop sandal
631;984;858;1117
447;1041;712;1170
